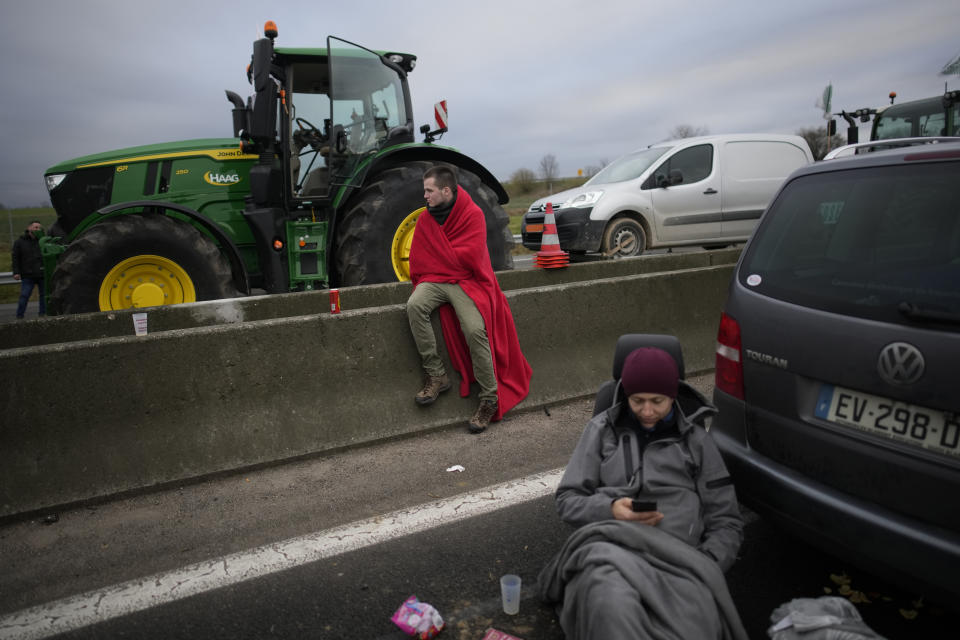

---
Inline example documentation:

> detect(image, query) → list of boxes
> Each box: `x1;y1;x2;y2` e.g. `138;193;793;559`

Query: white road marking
0;469;564;640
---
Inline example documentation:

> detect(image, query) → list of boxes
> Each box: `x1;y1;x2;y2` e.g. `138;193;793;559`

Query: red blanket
409;186;532;420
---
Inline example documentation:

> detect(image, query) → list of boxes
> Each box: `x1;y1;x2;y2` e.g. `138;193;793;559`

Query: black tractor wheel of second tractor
333;161;513;286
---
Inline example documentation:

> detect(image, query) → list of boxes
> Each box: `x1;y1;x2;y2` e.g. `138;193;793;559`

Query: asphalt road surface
1;373;953;639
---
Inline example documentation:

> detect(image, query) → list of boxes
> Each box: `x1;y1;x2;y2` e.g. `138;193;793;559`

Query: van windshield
740;161;960;326
586;147;669;185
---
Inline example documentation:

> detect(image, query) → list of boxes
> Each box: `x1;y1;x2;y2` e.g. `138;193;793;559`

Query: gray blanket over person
538;346;747;639
538;520;748;640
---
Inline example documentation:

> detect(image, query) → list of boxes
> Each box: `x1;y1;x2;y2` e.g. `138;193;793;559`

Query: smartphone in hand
631;499;658;512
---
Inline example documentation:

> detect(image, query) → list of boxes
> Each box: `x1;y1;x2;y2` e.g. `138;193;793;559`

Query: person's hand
611;497;664;526
13;274;21;281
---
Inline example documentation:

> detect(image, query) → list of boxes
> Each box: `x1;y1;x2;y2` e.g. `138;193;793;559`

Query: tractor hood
44;138;254;175
44;138;259;241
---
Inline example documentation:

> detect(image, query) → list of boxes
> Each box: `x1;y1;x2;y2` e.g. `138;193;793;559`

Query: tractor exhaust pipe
225;90;248;138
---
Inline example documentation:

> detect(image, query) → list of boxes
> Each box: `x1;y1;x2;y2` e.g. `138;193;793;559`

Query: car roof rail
823;137;960;160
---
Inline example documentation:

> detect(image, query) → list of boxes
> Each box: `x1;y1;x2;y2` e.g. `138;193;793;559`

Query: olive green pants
407;282;497;402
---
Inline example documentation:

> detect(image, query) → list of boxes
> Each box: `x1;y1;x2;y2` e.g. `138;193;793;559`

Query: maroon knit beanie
620;347;679;398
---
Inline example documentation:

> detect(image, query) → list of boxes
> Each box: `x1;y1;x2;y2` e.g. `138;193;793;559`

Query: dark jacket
555;380;743;571
12;231;44;279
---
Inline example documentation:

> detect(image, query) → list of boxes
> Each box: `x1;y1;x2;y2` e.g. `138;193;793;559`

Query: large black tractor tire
334;161;513;286
48;214;235;315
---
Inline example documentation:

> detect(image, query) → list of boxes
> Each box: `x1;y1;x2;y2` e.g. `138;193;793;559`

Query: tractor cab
872;92;959;140
828;89;960;144
283;38;418;202
229;23;419;207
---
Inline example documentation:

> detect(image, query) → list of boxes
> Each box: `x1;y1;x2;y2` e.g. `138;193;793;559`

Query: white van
521;134;814;257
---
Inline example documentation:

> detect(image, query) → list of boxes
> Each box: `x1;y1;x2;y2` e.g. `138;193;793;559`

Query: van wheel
602;218;646;258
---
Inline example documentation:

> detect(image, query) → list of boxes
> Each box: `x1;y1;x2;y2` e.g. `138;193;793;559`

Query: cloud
0;0;957;205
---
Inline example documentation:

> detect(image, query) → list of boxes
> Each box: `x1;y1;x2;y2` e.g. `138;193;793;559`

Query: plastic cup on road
500;574;521;615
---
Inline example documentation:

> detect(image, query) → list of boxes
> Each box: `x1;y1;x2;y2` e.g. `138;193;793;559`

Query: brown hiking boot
468;399;498;434
415;373;451;406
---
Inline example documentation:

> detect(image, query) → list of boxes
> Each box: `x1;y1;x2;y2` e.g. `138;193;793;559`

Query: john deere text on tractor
41;21;512;314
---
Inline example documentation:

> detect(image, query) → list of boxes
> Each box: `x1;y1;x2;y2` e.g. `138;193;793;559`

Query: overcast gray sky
1;0;957;207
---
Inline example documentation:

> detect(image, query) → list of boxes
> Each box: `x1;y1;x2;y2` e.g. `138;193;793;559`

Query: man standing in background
12;221;46;319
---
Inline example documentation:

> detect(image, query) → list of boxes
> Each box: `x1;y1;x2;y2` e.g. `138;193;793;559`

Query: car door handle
703;188;718;195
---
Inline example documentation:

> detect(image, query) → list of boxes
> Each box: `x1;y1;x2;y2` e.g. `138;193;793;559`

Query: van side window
642;144;713;189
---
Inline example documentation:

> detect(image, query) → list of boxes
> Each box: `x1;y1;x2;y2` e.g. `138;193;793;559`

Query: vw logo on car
877;342;925;386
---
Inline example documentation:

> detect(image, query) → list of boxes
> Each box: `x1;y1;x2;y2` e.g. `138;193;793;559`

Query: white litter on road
445;464;466;472
0;468;564;640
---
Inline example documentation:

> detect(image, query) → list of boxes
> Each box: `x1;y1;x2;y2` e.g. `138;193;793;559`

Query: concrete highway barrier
0;250;737;349
0;249;738;519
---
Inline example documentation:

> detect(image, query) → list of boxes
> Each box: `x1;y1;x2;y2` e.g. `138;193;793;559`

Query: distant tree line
668;124;709;139
508;153;562;194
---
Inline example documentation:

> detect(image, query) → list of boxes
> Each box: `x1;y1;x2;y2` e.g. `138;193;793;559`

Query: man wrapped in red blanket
407;165;532;433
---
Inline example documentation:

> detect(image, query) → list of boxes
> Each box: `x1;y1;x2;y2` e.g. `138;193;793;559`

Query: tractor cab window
288;60;333;198
329;38;410;177
875;110;946;139
287;40;410;200
873;113;913;140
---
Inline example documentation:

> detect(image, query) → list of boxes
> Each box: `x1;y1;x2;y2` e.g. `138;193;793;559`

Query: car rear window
739;161;960;327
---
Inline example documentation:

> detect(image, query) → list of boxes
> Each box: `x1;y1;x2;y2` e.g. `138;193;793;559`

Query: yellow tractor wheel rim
98;255;196;311
391;207;424;281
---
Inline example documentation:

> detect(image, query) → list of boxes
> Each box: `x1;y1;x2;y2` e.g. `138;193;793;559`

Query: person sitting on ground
406;165;531;433
539;346;747;639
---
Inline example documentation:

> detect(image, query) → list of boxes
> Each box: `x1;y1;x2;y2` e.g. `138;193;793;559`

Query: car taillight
716;312;744;400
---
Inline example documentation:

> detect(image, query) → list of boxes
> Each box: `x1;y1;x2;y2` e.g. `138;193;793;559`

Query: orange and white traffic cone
535;202;570;269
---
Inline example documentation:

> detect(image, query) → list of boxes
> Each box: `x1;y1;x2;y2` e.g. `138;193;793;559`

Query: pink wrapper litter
391;595;445;639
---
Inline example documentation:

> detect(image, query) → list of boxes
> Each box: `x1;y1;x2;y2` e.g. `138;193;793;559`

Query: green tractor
41;21;512;314
829;88;959;145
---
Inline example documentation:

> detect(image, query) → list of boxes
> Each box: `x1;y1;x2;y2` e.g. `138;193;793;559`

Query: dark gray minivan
712;141;960;603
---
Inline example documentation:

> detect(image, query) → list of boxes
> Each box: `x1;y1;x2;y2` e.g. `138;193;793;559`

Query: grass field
0;176;585;302
505;176;588;236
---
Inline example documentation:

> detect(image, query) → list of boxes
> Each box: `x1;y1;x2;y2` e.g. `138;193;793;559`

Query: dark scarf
616;403;680;453
427;190;457;226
